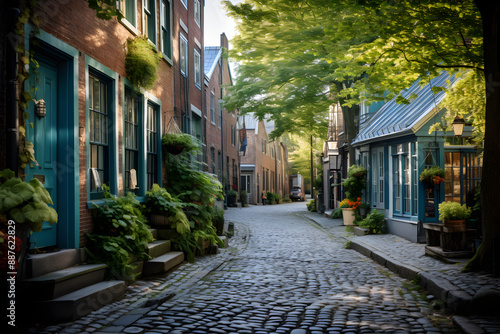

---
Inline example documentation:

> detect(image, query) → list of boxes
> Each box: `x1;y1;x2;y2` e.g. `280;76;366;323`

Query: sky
204;1;240;48
204;1;241;74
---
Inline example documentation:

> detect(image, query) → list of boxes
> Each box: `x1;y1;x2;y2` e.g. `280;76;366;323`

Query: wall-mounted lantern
452;116;465;136
34;99;47;119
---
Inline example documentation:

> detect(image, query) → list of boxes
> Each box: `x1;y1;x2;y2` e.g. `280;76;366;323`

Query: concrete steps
142;251;185;276
34;280;126;322
22;263;107;301
142;229;184;277
21;250;126;323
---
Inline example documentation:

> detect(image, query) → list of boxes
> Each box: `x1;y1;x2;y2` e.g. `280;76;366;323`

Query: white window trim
180;0;188;10
180;33;188;77
194;49;201;89
194;0;201;27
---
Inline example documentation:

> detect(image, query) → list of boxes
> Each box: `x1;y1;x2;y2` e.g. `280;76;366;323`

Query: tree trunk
467;1;500;274
341;104;359;166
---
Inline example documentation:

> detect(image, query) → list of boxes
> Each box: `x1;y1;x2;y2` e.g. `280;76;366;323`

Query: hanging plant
162;133;200;155
419;166;445;187
125;36;162;90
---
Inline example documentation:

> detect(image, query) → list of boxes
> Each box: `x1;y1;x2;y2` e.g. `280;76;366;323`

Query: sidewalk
303;210;500;334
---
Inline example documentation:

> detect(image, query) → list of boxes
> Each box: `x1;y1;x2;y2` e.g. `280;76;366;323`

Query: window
180;0;187;9
445;151;482;204
218;102;222;129
231;125;235;146
241;174;250;193
210;147;216;174
179;33;188;76
146;103;159;190
89;74;110;197
161;0;172;59
124;88;139;192
210;92;215;124
144;0;156;44
392;143;417;216
194;0;201;26
218;151;222;181
118;0;136;26
194;49;201;88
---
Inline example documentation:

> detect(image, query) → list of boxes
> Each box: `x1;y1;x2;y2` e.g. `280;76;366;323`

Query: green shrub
343;165;367;200
438;201;471;222
86;185;153;279
358;209;386;234
266;192;275;204
331;207;343;219
307;199;316;212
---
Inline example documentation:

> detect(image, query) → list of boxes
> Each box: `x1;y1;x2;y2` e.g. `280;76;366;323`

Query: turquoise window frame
85;55;119;201
144;0;157;45
122;78;144;196
160;0;173;63
145;95;163;190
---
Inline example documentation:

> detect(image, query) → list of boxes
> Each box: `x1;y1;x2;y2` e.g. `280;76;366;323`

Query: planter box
342;208;356;226
149;213;171;226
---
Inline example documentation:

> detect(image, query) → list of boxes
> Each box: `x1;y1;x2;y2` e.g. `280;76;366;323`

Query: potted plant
358;209;386;234
419;166;445;188
240;190;248;206
0;169;58;280
162;133;200;155
348;165;368;178
438;201;471;227
359;202;371;218
144;184;191;233
226;189;238;207
340;197;361;226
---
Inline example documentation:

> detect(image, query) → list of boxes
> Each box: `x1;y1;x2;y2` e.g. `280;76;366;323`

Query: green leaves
0;169;58;230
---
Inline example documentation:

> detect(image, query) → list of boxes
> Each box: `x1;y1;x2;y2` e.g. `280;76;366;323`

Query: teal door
27;58;58;249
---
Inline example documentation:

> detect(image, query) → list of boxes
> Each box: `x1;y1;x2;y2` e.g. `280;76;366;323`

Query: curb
349;239;473;315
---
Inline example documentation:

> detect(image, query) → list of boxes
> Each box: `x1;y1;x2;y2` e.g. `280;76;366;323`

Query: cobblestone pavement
28;202;485;334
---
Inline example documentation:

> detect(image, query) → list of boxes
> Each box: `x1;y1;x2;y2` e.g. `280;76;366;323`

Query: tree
225;0;498;273
465;0;500;274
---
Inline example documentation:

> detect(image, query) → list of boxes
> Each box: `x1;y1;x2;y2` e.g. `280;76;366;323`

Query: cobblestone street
31;202;462;334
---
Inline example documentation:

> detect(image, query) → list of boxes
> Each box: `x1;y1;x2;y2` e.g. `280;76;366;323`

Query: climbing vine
14;0;41;170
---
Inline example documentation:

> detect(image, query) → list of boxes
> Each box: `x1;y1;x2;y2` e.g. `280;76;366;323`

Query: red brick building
1;0;179;249
203;34;239;193
172;0;204;142
240;114;289;204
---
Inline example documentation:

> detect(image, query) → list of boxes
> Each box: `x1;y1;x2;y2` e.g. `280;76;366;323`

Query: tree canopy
223;0;484;143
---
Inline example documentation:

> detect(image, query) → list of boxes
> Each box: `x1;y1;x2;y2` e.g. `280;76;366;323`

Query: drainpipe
6;7;20;175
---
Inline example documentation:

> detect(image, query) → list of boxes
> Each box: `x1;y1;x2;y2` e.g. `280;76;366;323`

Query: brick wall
33;0;174;247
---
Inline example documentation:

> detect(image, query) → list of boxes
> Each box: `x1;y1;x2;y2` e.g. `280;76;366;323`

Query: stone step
146;240;171;259
33;280;126;323
142;251;184;276
22;264;107;301
149;228;158;239
25;248;86;278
